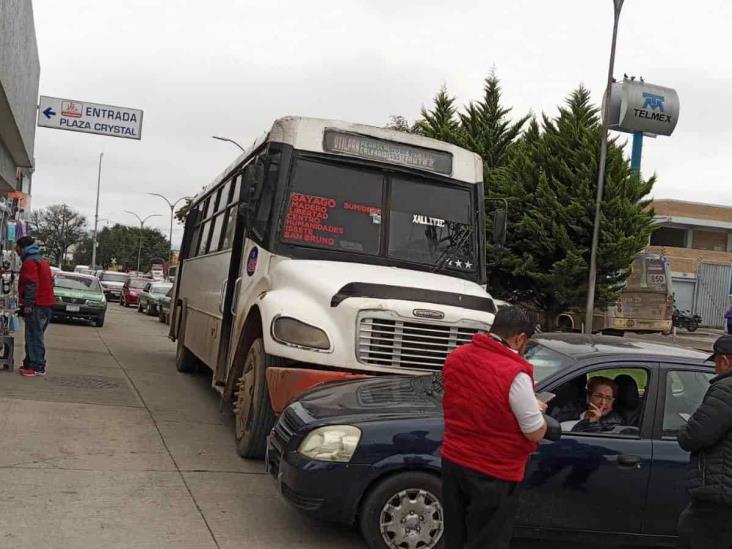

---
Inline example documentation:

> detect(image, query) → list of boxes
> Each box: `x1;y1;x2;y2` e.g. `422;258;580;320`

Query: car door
643;363;714;536
140;283;151;307
516;361;657;536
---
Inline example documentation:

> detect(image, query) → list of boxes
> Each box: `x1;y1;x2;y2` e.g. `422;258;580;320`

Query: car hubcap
380;488;443;549
234;347;258;440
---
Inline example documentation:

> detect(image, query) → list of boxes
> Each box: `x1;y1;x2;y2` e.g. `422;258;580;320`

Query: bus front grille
357;316;479;370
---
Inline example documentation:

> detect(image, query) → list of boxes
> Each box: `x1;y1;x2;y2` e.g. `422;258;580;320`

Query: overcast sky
31;0;732;247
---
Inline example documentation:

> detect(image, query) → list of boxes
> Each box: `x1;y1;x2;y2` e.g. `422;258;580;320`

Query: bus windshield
281;159;476;275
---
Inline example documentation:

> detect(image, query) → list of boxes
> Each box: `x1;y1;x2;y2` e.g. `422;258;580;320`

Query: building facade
647;199;732;327
0;0;40;193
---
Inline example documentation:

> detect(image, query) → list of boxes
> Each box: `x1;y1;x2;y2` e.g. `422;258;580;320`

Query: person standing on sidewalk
16;236;54;377
724;305;732;335
676;334;732;548
441;306;548;549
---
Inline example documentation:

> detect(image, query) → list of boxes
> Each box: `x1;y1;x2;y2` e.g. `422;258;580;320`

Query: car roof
56;272;97;280
534;333;709;363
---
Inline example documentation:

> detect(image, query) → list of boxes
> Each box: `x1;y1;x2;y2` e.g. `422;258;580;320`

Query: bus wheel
175;337;197;373
234;338;278;459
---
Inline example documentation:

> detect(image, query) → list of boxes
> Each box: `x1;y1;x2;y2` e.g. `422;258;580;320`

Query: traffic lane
102;305;366;548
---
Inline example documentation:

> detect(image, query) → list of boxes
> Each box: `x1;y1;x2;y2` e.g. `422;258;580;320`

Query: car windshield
54;275;102;293
524;342;575;383
101;273;128;283
151;284;173;294
281;159;476;276
129;279;148;289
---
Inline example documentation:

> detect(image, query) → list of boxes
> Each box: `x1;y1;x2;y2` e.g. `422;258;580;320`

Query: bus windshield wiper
430;225;473;274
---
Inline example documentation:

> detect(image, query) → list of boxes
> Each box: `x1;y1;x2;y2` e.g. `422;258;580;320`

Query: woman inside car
571;376;624;433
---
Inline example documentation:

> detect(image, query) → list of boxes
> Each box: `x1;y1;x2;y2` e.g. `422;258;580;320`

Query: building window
650;227;686;248
691;229;728;252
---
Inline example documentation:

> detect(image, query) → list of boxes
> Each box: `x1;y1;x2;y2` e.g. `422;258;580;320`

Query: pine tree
413;86;462;145
489;87;655;322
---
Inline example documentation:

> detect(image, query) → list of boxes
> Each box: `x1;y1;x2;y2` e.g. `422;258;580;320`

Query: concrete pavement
0;304;364;549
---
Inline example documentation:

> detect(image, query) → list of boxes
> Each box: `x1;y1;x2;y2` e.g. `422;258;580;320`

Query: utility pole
124;211;161;274
585;0;624;334
91;152;103;269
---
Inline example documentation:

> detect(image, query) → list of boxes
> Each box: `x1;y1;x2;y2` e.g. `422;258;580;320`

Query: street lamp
147;193;190;266
211;135;245;152
125;211;161;274
91;152;103;269
584;0;624;334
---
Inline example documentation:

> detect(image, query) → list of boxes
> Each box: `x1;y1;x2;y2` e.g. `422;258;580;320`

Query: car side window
662;370;713;436
547;367;649;437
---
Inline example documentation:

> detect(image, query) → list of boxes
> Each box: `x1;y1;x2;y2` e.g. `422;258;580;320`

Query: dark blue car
266;334;712;549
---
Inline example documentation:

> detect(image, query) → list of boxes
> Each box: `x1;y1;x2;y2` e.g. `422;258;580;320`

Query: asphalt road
0;304;645;549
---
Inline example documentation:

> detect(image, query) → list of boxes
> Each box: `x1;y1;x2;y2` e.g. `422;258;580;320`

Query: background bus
557;253;673;334
170;116;497;457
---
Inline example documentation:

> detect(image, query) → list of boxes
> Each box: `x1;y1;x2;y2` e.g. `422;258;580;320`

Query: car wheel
146;303;153;315
119;297;125;307
94;316;105;328
234;338;282;459
158;310;166;323
137;302;143;313
359;472;444;549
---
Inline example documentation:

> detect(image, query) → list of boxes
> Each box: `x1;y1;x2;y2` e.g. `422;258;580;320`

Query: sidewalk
627;327;724;353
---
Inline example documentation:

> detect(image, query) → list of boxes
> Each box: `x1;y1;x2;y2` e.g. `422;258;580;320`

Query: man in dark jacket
16;236;55;377
676;334;732;548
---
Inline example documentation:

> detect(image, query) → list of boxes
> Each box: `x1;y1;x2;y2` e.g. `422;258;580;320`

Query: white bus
170;116;497;457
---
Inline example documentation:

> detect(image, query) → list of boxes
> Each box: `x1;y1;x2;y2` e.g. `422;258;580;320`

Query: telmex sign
605;79;679;137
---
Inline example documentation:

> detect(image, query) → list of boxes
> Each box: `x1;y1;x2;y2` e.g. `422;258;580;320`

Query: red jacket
19;256;55;307
441;333;538;482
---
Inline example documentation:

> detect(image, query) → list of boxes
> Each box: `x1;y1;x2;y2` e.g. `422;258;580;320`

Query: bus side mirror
493;209;507;246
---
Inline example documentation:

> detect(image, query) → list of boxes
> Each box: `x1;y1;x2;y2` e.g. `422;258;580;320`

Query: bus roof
194;116;484;204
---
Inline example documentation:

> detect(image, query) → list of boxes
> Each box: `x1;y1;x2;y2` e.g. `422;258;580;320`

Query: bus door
215;150;278;386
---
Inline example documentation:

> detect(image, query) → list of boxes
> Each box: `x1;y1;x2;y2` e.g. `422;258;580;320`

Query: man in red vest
441;306;547;549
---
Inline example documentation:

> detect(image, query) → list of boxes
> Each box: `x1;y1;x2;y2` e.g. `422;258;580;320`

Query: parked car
158;286;174;324
267;334;711;549
98;271;130;302
138;281;173;315
52;272;107;327
73;265;90;273
120;277;149;308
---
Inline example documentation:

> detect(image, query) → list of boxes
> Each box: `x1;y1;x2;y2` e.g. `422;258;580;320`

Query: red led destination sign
323;130;453;175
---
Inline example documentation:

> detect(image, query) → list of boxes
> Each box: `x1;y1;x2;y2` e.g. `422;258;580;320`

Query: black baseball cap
707;335;732;361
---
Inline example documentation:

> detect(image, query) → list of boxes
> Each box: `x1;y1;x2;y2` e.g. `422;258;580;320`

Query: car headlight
298;425;361;462
272;317;330;350
85;300;104;307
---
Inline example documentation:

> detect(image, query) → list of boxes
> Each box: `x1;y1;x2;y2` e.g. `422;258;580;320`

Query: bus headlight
272;317;330;350
298;425;361;462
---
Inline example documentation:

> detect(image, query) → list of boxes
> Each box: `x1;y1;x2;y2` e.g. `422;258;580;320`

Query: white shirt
509;373;545;433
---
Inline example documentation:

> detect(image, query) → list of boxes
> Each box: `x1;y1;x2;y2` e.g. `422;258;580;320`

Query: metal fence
694;262;732;328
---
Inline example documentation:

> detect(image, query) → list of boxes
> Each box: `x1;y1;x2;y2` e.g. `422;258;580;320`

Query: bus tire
234;337;282;459
175;337;197;373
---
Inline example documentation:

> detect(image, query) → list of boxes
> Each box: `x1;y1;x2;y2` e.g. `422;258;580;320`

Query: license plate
66;304;80;312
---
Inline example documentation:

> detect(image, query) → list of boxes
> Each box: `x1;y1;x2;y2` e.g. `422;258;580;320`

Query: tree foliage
392;75;656;325
73;223;170;271
28;204;87;266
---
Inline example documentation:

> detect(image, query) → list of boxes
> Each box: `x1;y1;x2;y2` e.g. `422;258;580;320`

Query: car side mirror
493;209;507;246
543;415;562;442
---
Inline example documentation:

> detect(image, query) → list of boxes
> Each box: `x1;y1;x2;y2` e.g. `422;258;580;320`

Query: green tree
489;87;655;322
76;224;170;271
28;204;87;266
413;86;462;144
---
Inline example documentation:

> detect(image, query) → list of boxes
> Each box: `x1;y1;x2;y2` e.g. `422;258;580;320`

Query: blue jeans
23;307;52;371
